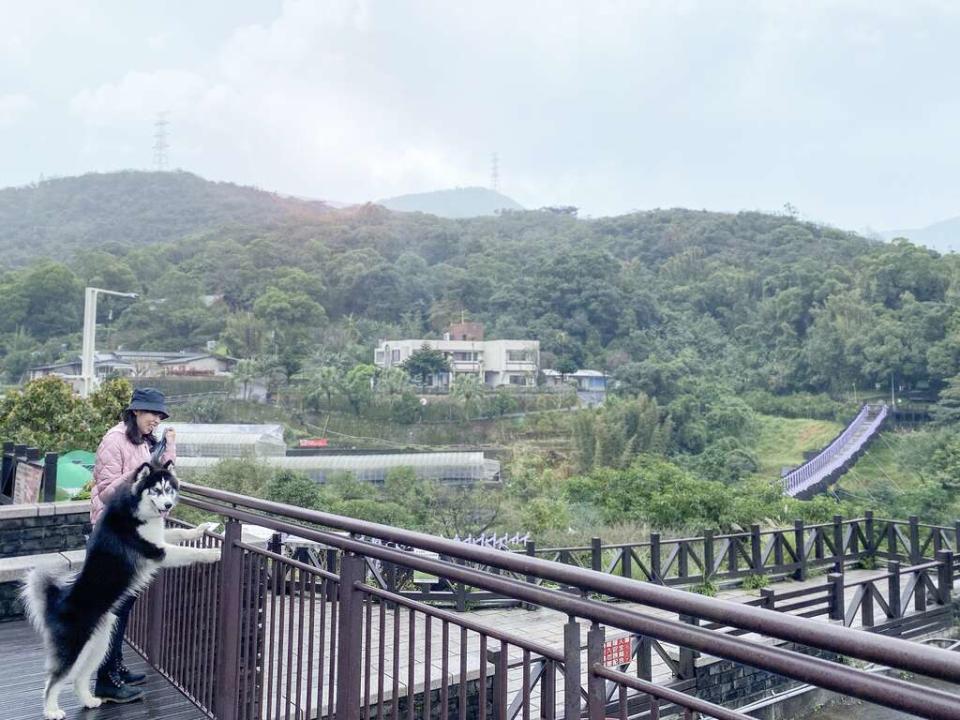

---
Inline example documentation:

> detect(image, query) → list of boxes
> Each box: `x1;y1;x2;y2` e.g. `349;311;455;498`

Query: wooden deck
0;620;206;720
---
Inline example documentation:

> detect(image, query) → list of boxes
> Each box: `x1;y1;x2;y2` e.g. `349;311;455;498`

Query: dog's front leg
164;522;219;544
160;544;221;568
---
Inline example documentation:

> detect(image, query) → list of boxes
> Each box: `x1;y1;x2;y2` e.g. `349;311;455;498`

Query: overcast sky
2;0;959;231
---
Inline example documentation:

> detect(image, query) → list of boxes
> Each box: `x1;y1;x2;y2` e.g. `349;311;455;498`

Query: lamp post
80;287;138;398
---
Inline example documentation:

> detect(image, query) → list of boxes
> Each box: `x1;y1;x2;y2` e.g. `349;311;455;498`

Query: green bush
742;573;770;590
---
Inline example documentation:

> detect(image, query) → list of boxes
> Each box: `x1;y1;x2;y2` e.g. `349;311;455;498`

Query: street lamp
80;287;139;397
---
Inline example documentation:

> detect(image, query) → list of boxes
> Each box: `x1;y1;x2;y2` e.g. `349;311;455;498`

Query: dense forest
2;170;960;534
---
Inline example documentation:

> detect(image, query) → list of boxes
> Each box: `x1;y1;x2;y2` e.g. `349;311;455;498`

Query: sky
2;0;959;232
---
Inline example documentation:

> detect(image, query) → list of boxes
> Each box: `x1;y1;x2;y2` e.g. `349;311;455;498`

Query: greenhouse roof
174;452;499;484
158;423;286;457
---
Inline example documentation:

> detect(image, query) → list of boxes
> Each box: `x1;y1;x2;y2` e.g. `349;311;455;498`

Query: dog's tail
20;566;64;635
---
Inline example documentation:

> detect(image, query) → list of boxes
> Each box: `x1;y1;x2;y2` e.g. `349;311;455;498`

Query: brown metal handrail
591;664;753;720
181;488;960;719
181;483;960;686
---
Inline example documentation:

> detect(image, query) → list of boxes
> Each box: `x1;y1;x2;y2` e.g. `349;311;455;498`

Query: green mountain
378;186;523;218
0;170;330;266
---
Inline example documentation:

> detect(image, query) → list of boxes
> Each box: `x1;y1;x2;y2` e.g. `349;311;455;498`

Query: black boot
115;658;146;686
94;668;144;704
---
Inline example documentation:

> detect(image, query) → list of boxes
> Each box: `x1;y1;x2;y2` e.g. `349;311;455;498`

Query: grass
749;414;843;480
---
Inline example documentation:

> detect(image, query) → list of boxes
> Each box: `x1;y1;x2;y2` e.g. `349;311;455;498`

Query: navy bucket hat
126;388;170;420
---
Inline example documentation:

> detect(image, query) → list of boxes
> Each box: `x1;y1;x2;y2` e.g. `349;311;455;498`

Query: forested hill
0;171;331;265
1;169;957;422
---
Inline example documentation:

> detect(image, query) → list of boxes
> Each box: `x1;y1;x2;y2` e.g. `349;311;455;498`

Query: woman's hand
164;427;176;444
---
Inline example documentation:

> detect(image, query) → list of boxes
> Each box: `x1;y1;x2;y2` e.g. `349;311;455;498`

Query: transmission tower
153;112;170;171
490;152;500;193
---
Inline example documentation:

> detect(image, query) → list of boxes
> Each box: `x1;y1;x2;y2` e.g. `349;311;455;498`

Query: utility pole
890;371;895;407
490;152;500;193
81;287;138;397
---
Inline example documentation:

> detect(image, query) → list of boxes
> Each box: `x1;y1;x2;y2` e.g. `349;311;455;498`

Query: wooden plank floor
0;620;207;720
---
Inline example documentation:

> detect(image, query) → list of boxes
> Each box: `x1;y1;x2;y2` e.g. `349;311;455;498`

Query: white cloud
0;94;33;126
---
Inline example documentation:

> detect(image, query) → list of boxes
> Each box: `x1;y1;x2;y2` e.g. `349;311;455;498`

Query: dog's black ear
163;459;175;470
132;462;153;491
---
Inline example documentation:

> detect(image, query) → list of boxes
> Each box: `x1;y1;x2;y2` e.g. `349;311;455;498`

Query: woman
89;387;176;703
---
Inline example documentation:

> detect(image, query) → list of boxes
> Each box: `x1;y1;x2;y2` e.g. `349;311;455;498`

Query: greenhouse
173;451;499;485
157;423;287;458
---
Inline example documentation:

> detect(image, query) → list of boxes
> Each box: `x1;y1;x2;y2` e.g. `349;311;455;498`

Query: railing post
526;539;536;584
215;519;243;720
622;544;633;579
335;553;365;720
833;515;844;572
937;550;953;606
703;531;714;583
145;571;166;664
909;516;921;564
865;511;875;555
750;524;762;573
591;537;602;573
637;635;652;681
794;520;807;581
586;621;605;720
1;441;12;496
678;615;698;679
42;452;58;503
828;572;844;622
760;588;775;610
490;648;508;720
650;533;661;583
915;565;927;613
888;561;902;618
954;521;960;557
563;617;582;720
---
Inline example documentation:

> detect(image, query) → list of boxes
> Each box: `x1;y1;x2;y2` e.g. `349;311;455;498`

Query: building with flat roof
374;326;539;389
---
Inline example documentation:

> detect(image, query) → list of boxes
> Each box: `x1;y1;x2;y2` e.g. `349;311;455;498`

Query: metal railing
121;484;960;720
782;403;888;497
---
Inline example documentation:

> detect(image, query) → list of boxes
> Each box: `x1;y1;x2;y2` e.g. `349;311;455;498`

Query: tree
450;373;483;419
342;364;376;415
0;376;132;453
307;365;342;410
266;470;323;509
932;374;960;425
232;358;259;401
401;343;450;387
220;312;268;359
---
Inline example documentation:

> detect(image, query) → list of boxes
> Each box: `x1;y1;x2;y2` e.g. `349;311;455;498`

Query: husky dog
21;460;220;720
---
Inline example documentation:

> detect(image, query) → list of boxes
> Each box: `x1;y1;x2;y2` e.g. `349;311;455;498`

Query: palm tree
451;373;484;420
232;358;258;401
308;365;341;411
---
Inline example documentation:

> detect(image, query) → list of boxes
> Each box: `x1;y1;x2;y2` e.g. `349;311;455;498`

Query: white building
374;337;539;388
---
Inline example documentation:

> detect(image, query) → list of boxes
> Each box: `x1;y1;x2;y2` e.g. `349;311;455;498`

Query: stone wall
0;501;91;558
0;501;90;621
695;643;840;708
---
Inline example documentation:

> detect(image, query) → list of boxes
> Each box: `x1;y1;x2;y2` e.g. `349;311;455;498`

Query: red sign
602;636;632;667
299;438;328;448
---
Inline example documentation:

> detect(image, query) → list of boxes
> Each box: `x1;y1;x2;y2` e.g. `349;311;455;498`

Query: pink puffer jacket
90;422;176;525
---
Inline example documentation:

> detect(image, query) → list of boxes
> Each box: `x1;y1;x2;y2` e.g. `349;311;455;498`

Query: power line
153;112;170;171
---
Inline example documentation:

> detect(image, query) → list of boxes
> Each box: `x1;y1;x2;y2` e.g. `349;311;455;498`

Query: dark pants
98;595;136;679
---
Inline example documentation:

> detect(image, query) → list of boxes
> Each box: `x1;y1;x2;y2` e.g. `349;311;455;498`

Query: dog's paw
201;548;222;563
83;697;103;709
198;521;220;536
43;709;66;720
